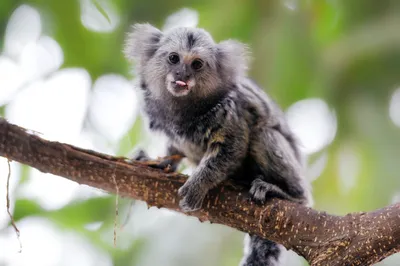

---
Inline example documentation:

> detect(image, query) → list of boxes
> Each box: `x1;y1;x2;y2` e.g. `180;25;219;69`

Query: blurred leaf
13;199;45;222
18;165;31;184
48;196;115;229
267;7;319;106
111;237;147;266
308;0;345;46
117;116;144;156
13;197;115;228
338;0;399;30
324;13;400;76
196;0;258;42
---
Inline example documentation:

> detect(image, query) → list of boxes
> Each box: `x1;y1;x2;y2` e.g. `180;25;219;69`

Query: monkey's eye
168;53;180;64
191;59;204;71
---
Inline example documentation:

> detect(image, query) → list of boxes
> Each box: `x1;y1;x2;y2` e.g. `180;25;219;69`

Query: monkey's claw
178;182;206;212
179;197;203;212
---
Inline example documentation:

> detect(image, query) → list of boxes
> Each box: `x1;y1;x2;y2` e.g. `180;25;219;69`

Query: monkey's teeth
175;80;187;86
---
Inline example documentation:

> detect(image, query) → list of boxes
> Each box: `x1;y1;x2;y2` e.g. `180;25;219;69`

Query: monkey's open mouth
172;80;189;91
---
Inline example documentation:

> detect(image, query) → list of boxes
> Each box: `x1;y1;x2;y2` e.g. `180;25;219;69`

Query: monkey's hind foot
129;149;183;173
249;178;305;205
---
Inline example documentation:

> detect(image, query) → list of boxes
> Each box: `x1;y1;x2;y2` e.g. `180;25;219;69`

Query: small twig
111;168;119;247
6;159;22;253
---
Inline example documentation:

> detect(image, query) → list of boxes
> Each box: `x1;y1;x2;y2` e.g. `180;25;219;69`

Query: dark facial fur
125;24;313;266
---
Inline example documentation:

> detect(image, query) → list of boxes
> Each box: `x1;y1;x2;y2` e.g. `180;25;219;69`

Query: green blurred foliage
1;0;400;265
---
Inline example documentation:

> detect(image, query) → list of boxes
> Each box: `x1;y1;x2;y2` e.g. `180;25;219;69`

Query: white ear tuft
216;40;251;80
123;23;163;62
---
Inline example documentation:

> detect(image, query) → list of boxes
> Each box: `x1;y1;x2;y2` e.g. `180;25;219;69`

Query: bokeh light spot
88;74;138;143
389;88;400;128
4;5;42;59
163;8;199;31
286;98;337;155
80;0;120;33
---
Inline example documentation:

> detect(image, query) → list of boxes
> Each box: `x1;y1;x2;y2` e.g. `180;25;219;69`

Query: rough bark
0;118;399;266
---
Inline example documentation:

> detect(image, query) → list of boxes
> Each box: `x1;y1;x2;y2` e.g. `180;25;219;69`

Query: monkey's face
163;49;219;97
124;24;249;99
156;30;222;98
148;28;221;99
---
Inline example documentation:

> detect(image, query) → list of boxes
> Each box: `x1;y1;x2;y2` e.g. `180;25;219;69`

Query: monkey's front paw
249;178;271;204
250;178;276;204
178;182;206;212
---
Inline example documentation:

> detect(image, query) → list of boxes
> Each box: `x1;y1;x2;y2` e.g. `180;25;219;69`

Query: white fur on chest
140;100;207;165
172;136;206;165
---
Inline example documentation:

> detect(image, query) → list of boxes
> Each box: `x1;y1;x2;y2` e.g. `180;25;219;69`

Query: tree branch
0;118;399;266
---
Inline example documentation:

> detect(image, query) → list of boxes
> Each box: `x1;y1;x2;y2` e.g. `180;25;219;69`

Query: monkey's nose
175;71;190;81
175;71;183;80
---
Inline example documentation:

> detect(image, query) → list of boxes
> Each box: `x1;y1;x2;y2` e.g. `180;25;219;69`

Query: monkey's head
124;24;250;98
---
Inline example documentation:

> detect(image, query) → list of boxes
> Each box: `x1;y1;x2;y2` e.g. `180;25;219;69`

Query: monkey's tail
239;234;285;266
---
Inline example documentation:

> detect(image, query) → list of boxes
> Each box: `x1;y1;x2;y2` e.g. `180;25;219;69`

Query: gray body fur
124;24;312;266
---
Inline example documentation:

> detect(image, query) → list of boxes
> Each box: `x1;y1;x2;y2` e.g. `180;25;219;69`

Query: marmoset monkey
124;23;312;266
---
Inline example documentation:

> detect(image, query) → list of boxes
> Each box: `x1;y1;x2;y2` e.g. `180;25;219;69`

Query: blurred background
0;0;400;265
